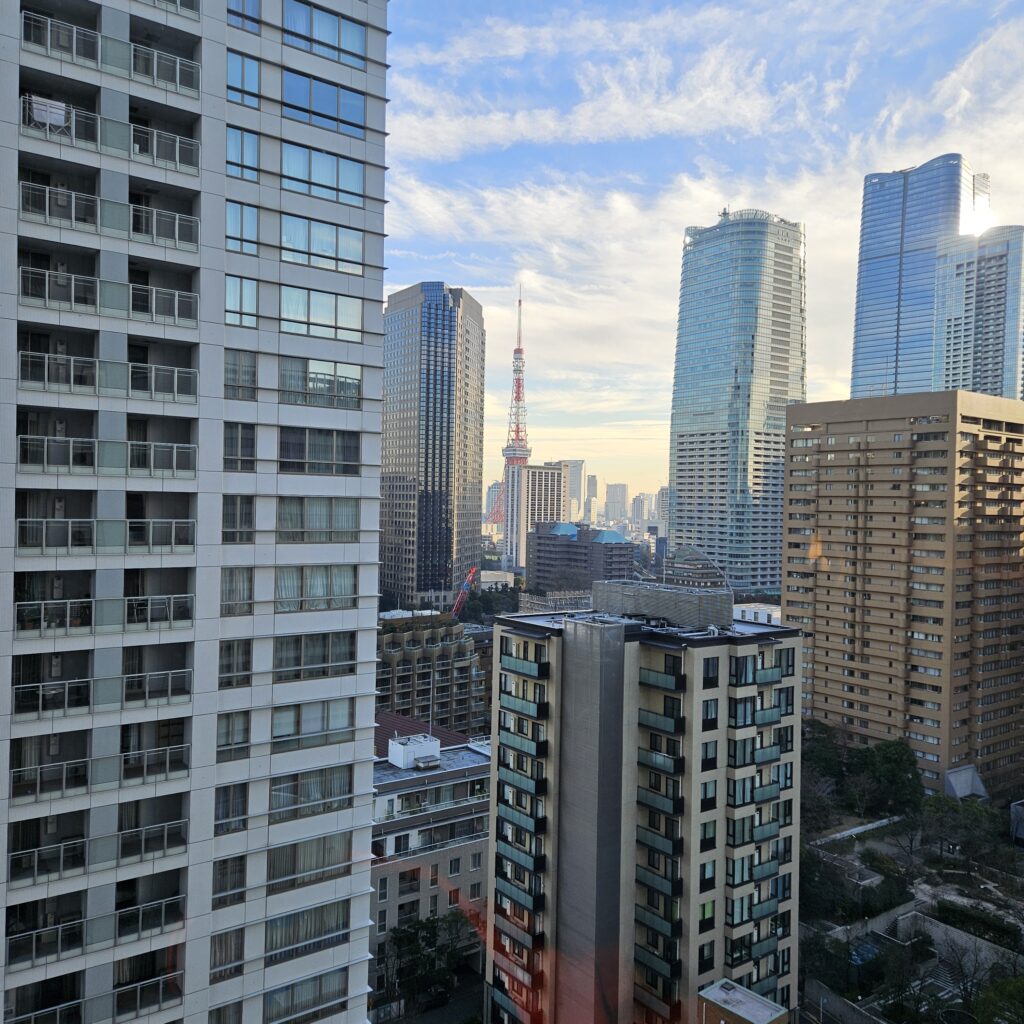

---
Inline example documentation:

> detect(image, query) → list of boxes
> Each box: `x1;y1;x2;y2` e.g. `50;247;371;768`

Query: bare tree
941;934;992;1013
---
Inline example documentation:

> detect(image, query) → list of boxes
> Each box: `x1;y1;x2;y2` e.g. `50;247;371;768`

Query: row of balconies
15;594;194;637
19;350;197;403
13;668;192;720
18;436;196;478
16;518;195;555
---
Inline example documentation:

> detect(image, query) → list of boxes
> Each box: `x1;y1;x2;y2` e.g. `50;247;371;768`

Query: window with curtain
226;126;259;180
265;898;350;965
222;495;255;543
214;783;248;835
279;286;362;340
217;711;250;762
225;276;257;327
264;967;349;1024
279;357;361;408
279;427;359;475
282;0;366;68
271;698;353;752
210;927;244;982
224;349;257;399
219;639;252;689
280;216;363;275
276;496;359;542
212;856;246;909
227;51;260;107
282;68;365;137
209;1004;241;1024
274;564;356;611
267;833;351;894
220;567;253;615
269;764;352;823
223;422;255;471
227;0;260;31
281;142;363;206
272;631;356;681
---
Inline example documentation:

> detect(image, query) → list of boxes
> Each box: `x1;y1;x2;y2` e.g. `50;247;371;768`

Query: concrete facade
525;522;634;594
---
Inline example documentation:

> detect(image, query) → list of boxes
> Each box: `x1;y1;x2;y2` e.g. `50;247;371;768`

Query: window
283;0;367;68
471;852;482;871
222;495;254;543
217;711;251;762
272;631;356;682
700;860;716;892
428;894;437;917
448;888;460;907
279;426;359;475
263;967;349;1024
271;698;354;751
265;899;350;965
219;639;252;689
227;51;260;107
277;496;359;542
378;876;388;902
429;864;438;888
226;202;258;254
700;740;717;770
220;567;253;616
268;833;352;894
269;764;353;822
449;857;461;876
702;698;719;730
281;215;363;274
698;939;715;974
212;856;246;909
700;819;716;852
699;900;715;932
470;882;482;900
281;143;364;206
214;783;248;835
225;276;257;327
228;0;260;31
700;779;717;811
280;356;361;408
275;564;357;611
210;928;244;982
226;126;259;180
280;286;361;339
703;657;720;689
282;70;365;137
779;646;796;677
210;1003;242;1024
223;422;255;471
224;349;257;400
376;909;386;932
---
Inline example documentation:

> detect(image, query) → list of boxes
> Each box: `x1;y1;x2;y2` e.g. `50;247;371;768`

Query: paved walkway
406;973;484;1024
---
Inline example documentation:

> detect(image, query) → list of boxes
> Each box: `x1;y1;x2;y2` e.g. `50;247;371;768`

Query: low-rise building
698;979;789;1024
525;521;635;593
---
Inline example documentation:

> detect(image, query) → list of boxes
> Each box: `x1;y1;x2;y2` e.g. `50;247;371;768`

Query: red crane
451;566;478;621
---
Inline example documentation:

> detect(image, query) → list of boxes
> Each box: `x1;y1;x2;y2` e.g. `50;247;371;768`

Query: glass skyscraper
668;209;806;593
850;153;990;397
382;283;486;607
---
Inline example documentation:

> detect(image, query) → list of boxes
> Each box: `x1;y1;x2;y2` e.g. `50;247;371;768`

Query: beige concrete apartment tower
782;390;1024;798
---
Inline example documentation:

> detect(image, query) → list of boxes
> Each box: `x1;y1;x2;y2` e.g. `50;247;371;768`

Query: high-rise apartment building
656;485;672;525
486;579;802;1024
525;522;635;593
932;226;1024;399
584;473;598;523
503;462;563;571
382;283;485;608
850;153;991;398
605;482;629;522
669;209;806;593
486;480;503;520
2;4;386;1024
782;392;1024;798
549;459;584;520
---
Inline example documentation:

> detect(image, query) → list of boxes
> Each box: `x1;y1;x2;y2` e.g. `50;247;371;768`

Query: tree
386;910;472;1010
865;741;924;816
942;935;993;1014
801;764;838;835
803;721;845;783
977;975;1024;1024
845;772;876;820
887;813;925;881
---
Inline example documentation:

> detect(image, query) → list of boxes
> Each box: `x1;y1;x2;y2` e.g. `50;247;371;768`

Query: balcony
18;437;197;477
498;766;546;796
6;895;184;970
7;972;184;1024
17;518;196;555
495;876;545;913
493;917;544;952
754;706;782;727
751;934;778;959
497;803;546;834
638;707;685;734
636;864;683;898
752;858;779;882
754;744;781;765
500;730;548;758
20;183;199;251
634;944;682;979
635;903;683;938
496;840;545;875
637;786;684;815
750;974;778;997
639;667;686;692
636;825;684;857
752;820;780;842
754;782;780;804
638;748;685;775
22;13;200;94
13;669;192;719
21;96;200;174
756;666;783;685
499;691;549;719
14;595;194;637
751;897;779;921
500;654;550;679
8;819;189;887
491;987;541;1024
19;268;198;325
20;351;197;403
10;745;190;801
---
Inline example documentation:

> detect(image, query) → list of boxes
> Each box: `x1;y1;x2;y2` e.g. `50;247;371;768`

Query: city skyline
385;1;1024;491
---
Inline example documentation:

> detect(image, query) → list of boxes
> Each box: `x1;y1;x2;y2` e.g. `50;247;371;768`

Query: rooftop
374;711;470;757
698;979;788;1024
373;742;491;787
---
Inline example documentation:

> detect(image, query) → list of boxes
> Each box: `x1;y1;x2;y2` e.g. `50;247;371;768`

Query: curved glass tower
668;209;806;593
850;153;990;397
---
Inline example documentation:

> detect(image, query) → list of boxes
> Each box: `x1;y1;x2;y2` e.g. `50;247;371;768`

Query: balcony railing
751;897;779;921
13;669;192;719
21;96;200;173
498;690;548;719
19;268;199;325
756;665;783;685
754;744;782;765
752;820;780;842
18;436;197;477
499;654;550;678
20;183;200;250
7;895;184;969
639;666;686;692
17;518;196;554
8;820;189;888
14;595;195;636
754;706;782;727
6;972;184;1024
19;351;198;402
22;13;200;94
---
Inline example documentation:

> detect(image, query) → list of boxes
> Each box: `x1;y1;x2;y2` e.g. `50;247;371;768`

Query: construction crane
451;566;478;621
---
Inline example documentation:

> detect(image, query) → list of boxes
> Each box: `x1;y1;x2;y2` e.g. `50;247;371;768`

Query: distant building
630;491;653;525
605;482;629;522
518;590;593;613
504;462;563;571
525;521;635;593
584;473;599;522
735;603;782;626
485;480;503;520
371;728;490;1000
697;979;789;1024
656;485;672;523
377;611;490;735
548;459;585;519
382;282;486;608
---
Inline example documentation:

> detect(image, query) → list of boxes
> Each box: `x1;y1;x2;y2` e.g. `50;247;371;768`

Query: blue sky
385;0;1024;494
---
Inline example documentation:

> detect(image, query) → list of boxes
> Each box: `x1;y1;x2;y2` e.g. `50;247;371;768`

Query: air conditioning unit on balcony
44;815;58;835
50;653;62;677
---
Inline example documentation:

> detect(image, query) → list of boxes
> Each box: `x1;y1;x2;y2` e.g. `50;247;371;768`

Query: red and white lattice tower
486;291;531;525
